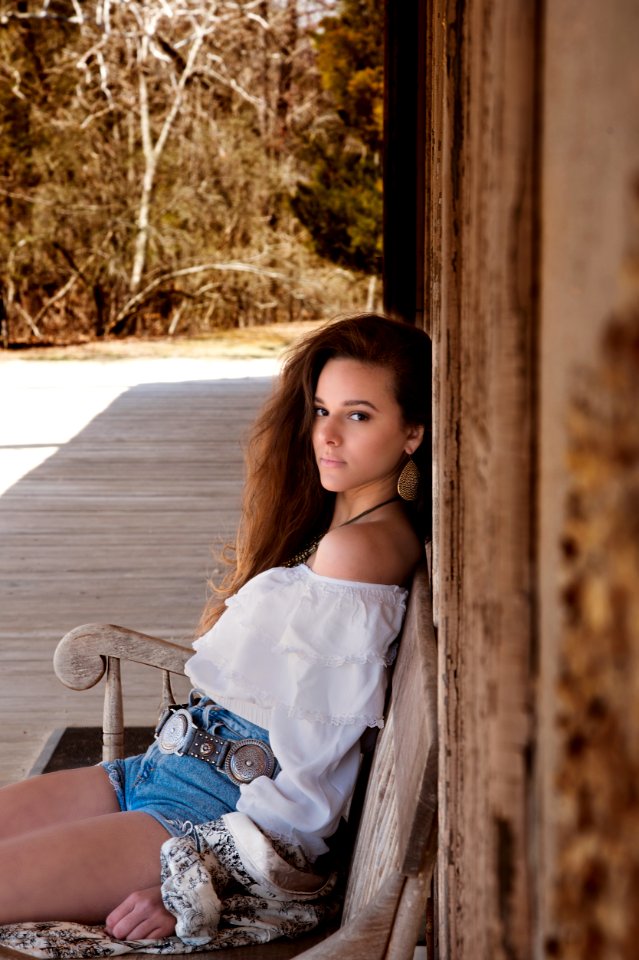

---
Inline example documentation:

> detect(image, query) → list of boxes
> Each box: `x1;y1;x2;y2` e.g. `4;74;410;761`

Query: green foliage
291;0;383;274
292;144;382;273
315;0;383;152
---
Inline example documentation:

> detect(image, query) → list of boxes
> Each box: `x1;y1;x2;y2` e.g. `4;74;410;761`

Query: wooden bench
53;562;437;960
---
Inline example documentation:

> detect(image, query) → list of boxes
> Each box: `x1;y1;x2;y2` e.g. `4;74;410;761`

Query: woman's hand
105;885;176;941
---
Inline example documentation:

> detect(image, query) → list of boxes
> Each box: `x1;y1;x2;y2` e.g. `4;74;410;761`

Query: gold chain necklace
284;496;401;568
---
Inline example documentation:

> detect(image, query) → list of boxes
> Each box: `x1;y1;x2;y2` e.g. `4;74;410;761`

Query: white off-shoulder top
185;564;408;860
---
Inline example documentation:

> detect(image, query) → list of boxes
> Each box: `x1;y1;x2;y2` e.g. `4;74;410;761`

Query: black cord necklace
337;495;401;528
284;495;401;568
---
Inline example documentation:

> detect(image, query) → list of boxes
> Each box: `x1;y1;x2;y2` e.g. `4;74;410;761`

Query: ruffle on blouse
186;565;407;729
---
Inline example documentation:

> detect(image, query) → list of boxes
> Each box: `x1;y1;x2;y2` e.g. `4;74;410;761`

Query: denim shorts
101;691;272;838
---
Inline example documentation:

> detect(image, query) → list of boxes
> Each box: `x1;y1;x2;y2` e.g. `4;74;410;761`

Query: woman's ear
404;423;425;455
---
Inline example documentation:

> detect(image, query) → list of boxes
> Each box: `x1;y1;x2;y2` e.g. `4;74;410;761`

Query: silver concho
157;709;192;754
224;739;275;784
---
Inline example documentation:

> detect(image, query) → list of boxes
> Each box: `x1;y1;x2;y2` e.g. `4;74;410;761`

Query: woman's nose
317;416;341;445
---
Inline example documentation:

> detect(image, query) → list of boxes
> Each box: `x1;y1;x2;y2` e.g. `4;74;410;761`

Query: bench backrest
342;561;437;921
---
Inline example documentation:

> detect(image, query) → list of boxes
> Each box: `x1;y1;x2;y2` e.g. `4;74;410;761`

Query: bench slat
343;562;436;926
393;566;438;875
342;709;399;921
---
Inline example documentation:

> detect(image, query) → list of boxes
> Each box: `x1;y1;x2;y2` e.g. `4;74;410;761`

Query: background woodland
0;0;382;346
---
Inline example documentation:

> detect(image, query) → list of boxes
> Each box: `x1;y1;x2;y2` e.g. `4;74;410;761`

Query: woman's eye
314;406;328;417
349;411;369;422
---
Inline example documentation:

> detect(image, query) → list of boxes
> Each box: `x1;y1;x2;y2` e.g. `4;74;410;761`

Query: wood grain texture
393;566;437;876
0;377;270;785
341;708;400;922
293;876;404;960
538;3;639;952
342;563;436;931
427;1;538;957
386;871;436;960
54;624;191;689
54;624;192;760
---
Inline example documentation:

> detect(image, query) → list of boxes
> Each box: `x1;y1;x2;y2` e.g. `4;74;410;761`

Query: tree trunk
128;25;205;296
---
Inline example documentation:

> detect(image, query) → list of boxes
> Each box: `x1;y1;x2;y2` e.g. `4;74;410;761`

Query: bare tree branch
32;275;79;327
13;303;42;339
205;56;267;114
115;259;292;327
0;0;369;344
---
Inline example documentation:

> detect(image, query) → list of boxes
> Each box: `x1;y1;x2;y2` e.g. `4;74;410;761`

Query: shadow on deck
0;376;272;785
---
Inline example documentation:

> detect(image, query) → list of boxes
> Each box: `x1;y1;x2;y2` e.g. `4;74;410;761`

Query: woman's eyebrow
314;395;379;411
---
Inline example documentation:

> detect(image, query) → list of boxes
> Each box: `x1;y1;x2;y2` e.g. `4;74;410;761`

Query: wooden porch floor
0;360;273;786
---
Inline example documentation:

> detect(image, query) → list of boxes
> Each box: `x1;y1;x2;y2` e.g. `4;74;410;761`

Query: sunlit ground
0;322;320;361
0;324;320;496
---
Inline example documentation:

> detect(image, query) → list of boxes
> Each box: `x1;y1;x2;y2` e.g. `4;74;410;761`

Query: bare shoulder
310;517;423;586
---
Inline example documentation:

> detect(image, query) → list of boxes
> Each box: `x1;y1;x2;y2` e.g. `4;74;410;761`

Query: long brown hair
199;313;432;631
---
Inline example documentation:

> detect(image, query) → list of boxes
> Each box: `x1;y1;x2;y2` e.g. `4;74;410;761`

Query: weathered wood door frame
385;2;639;957
384;1;540;956
428;2;539;956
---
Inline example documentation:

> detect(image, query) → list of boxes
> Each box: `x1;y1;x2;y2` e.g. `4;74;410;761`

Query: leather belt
154;706;277;785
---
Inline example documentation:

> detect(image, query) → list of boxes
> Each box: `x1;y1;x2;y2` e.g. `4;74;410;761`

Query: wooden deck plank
0;367;273;786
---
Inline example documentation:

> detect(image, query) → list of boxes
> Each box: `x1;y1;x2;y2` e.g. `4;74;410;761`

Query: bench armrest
54;623;190;689
53;623;191;761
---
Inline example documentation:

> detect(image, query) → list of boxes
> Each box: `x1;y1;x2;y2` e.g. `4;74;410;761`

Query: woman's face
312;358;423;497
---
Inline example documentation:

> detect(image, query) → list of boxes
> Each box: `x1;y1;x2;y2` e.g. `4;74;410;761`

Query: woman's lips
319;456;345;467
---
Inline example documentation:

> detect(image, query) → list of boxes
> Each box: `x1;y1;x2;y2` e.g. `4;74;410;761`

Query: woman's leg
0;810;169;924
0;765;120;841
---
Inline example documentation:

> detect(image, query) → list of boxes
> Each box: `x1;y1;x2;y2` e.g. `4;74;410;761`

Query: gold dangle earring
397;456;420;501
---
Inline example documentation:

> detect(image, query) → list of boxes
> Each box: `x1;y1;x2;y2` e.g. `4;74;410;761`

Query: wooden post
423;0;639;956
102;656;125;761
426;1;539;956
537;2;639;956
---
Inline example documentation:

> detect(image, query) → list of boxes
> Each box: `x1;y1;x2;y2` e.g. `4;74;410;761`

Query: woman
0;314;431;941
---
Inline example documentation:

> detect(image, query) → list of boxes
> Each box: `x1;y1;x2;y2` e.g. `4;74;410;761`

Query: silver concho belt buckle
224;739;276;784
155;707;196;756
